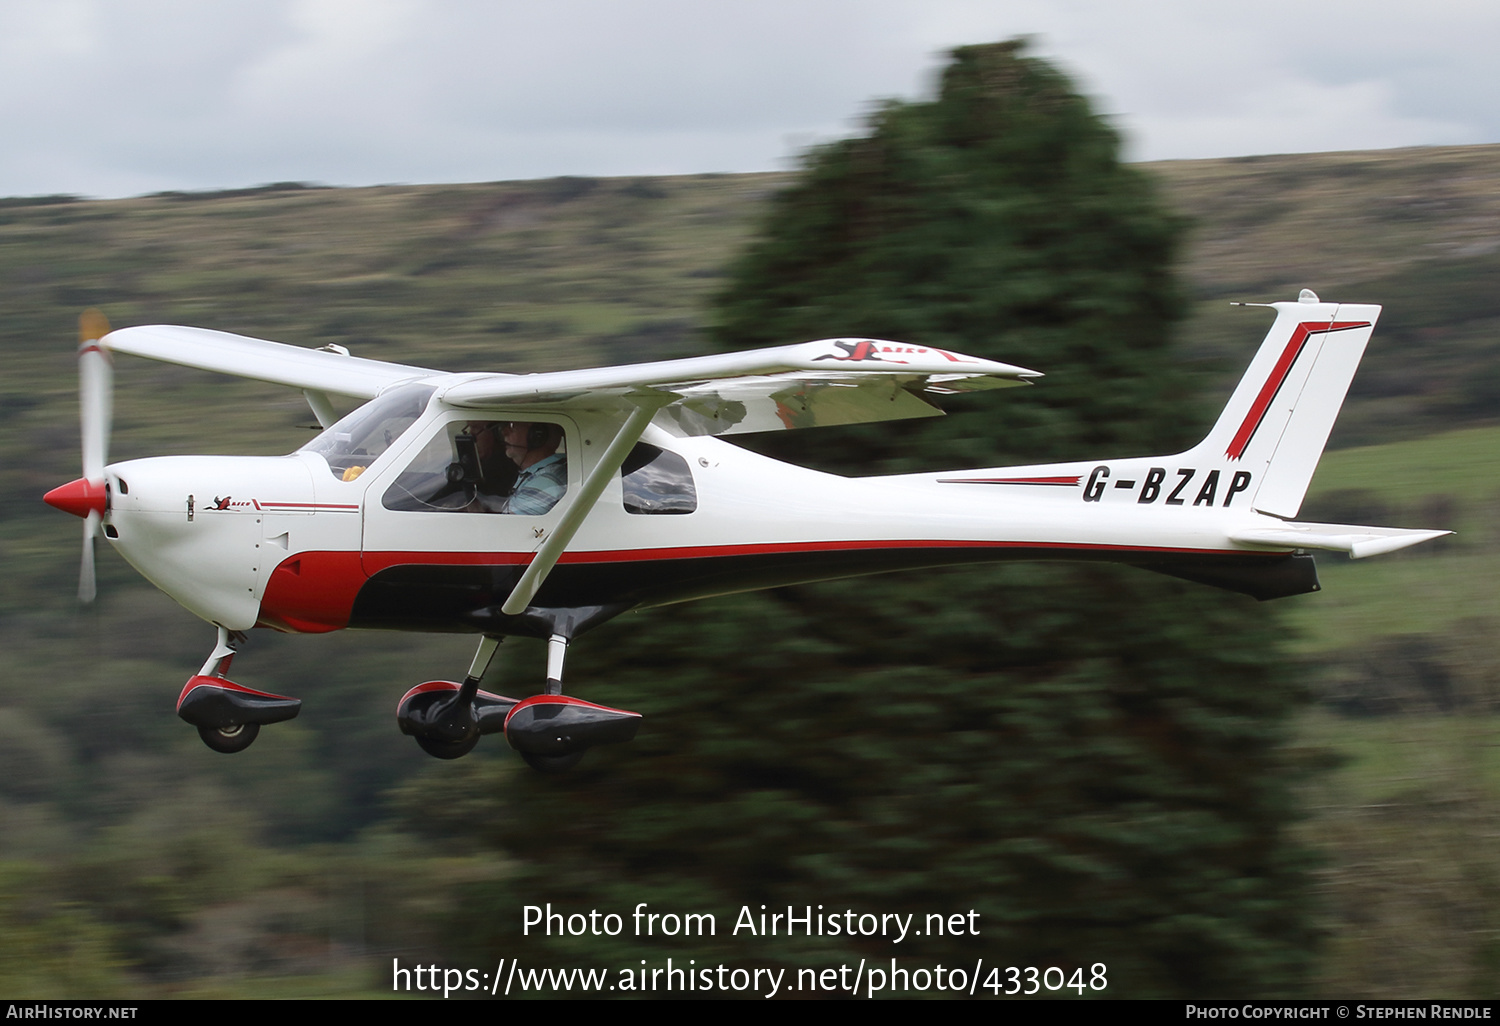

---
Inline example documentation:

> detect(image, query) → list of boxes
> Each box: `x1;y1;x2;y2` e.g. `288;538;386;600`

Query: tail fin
1185;290;1379;519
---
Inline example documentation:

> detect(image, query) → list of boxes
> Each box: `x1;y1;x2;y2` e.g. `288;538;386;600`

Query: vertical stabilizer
1185;292;1379;519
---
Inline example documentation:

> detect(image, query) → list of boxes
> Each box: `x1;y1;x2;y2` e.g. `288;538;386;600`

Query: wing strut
303;389;338;428
499;395;671;616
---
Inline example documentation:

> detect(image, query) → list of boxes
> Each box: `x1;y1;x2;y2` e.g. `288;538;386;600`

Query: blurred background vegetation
1;41;1496;998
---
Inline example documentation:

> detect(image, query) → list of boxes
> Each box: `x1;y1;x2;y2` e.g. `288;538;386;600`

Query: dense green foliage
411;41;1318;997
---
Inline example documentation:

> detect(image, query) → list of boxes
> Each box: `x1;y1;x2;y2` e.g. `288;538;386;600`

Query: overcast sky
2;0;1495;199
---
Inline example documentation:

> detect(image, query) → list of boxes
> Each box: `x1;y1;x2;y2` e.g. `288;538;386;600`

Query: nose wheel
178;628;301;754
198;722;260;754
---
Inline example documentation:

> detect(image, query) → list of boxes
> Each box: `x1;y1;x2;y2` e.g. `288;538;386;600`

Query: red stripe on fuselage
555;539;1234;562
258;501;359;511
938;476;1081;486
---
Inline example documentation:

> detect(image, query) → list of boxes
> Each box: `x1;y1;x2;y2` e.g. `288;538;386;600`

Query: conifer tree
439;40;1316;998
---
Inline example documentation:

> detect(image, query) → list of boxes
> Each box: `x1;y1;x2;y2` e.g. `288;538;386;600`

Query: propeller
43;310;113;602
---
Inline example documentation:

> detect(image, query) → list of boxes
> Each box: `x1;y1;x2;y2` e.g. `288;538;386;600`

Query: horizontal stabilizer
1228;522;1450;559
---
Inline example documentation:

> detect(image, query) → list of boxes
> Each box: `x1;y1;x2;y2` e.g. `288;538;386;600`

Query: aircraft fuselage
103;394;1316;644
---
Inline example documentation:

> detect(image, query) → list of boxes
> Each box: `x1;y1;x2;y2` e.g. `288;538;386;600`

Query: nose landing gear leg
178;626;302;754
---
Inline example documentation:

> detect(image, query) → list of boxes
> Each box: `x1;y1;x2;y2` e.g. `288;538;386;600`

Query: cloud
1013;1;1496;159
0;0;1494;197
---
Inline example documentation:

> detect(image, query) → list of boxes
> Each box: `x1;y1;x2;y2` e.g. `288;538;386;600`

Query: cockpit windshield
300;383;437;481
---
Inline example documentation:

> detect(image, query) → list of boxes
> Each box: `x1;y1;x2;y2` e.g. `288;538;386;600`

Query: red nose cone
44;477;107;519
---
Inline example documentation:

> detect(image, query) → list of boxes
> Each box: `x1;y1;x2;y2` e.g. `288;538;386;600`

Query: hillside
1152;145;1500;446
0;144;1497;997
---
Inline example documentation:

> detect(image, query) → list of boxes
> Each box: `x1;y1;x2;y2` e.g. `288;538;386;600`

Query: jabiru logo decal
207;498;360;513
814;341;970;364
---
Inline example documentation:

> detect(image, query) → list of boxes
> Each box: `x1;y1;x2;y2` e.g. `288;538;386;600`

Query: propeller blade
77;309;111;604
80;511;98;603
79;309;113;484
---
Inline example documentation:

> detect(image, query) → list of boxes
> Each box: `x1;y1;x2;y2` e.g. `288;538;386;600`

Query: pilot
498;421;566;515
457;422;518;512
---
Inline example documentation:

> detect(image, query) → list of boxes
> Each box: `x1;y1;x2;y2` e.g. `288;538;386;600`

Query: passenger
498;421;566;514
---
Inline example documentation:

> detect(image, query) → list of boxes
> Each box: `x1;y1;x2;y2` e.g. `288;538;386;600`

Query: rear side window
621;443;696;515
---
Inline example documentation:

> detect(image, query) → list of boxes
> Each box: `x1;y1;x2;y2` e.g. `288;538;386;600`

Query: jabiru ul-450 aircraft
44;291;1447;770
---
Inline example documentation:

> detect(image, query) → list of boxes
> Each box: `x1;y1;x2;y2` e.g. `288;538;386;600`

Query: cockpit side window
383;419;568;515
620;443;696;515
301;383;436;481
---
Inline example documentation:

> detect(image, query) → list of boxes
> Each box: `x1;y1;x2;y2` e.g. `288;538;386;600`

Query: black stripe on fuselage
345;546;1320;636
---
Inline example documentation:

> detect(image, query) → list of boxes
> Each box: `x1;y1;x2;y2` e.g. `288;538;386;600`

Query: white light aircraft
45;291;1446;770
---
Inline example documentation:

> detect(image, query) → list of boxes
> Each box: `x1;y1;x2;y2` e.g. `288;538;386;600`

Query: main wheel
522;750;585;773
198;722;260;754
416;733;479;760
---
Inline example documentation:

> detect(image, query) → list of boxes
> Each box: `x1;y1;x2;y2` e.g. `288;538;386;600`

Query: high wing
441;337;1040;435
103;325;438;401
102;326;1041;435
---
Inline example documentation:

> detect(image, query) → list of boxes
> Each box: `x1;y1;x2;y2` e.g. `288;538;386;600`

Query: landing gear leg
522;635;584;772
505;633;640;773
198;626;242;679
546;632;567;695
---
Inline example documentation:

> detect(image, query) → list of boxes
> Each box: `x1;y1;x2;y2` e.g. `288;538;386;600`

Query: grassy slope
1288;427;1500;998
1299;711;1500;998
1291;425;1500;652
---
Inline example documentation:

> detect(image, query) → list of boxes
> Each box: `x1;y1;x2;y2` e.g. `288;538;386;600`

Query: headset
507;421;560;452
